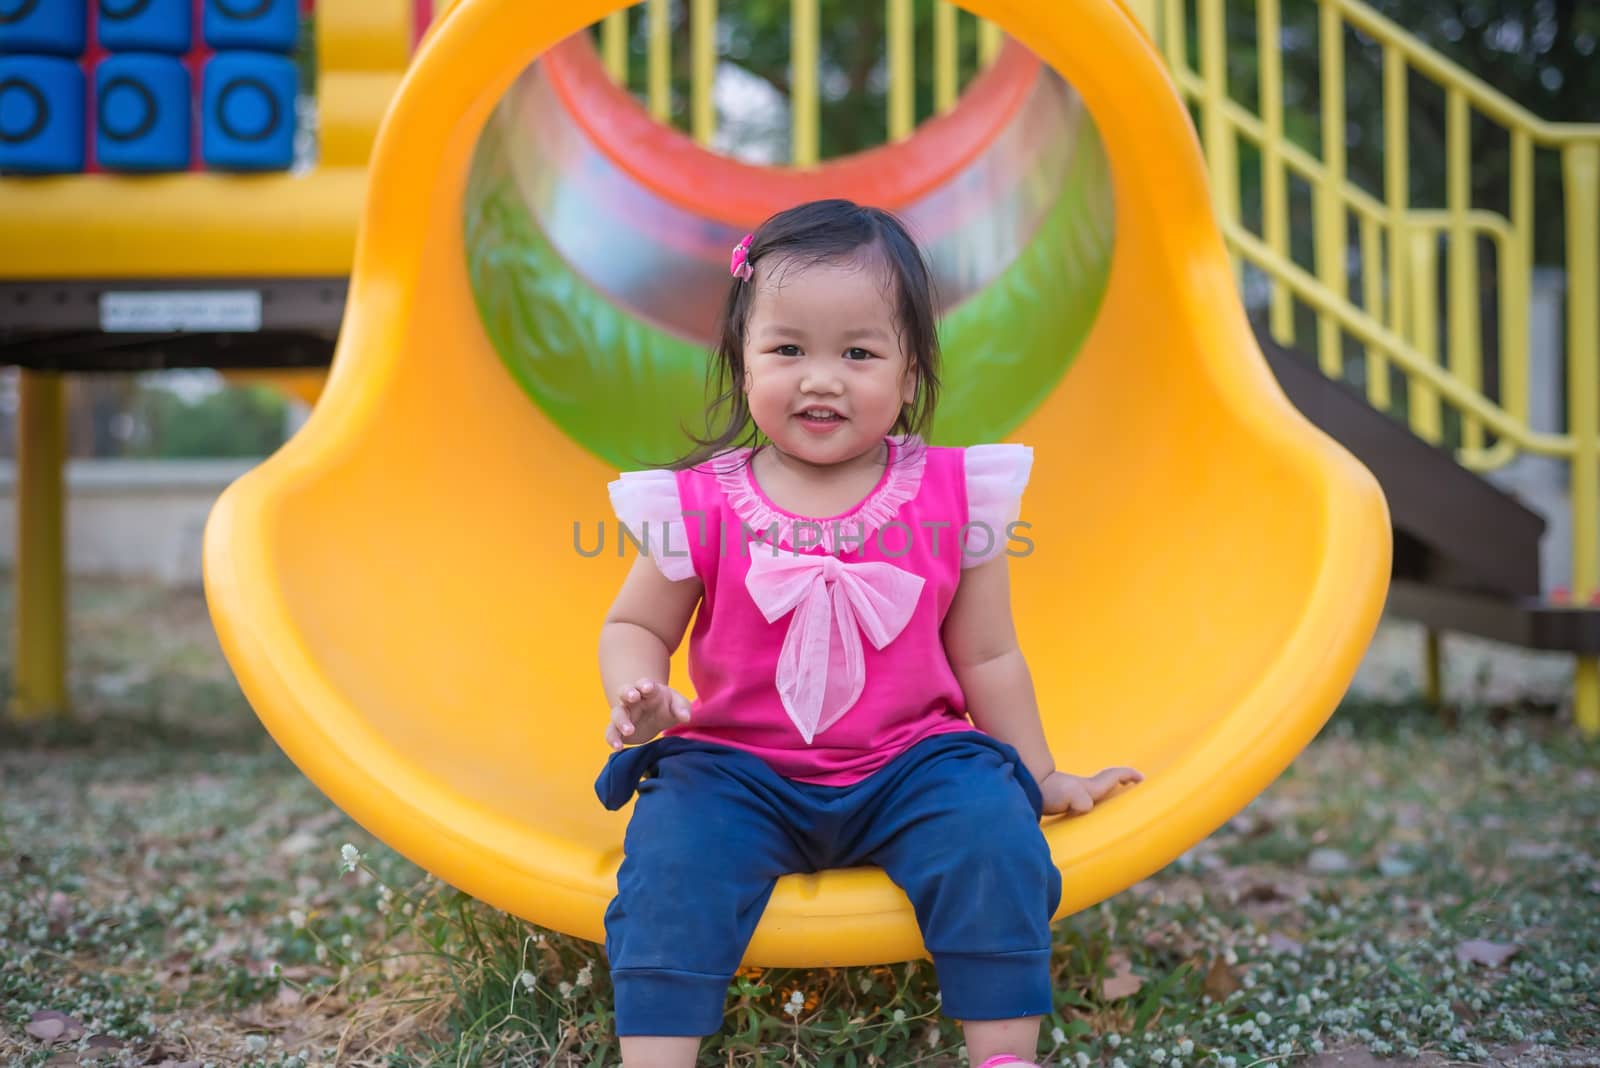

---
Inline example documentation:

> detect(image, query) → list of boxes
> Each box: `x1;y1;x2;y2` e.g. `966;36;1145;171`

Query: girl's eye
845;347;875;361
775;344;802;357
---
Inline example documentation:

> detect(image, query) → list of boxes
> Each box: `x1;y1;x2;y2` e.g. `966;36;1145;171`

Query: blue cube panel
200;51;293;170
0;0;88;57
202;0;297;53
96;52;188;171
0;55;85;174
97;0;192;55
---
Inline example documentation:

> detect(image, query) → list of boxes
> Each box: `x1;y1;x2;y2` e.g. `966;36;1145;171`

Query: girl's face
741;252;917;468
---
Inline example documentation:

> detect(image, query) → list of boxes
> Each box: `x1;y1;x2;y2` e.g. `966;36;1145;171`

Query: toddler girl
597;198;1141;1068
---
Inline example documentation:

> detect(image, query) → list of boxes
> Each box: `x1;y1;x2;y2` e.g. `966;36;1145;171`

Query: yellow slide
203;0;1392;966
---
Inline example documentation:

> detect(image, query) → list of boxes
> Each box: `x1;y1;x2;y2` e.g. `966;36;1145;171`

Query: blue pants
594;731;1062;1037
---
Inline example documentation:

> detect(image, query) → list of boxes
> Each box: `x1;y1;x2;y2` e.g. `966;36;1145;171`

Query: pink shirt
608;433;1033;785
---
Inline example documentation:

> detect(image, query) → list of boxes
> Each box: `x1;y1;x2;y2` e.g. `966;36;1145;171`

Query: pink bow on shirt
744;550;926;744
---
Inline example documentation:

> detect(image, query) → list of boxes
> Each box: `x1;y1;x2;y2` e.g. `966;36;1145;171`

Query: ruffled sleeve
607;470;698;582
962;444;1034;568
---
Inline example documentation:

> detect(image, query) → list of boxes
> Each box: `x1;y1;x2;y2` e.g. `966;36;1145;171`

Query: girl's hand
1039;766;1143;816
606;677;693;751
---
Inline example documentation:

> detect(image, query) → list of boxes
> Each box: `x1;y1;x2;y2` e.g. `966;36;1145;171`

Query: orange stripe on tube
539;31;1042;227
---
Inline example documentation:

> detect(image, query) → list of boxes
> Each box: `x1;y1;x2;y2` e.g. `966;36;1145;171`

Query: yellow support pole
1384;44;1409;411
791;0;818;166
11;371;68;722
1124;0;1159;40
1361;214;1390;409
647;0;670;123
978;19;1001;66
1446;89;1483;452
691;0;715;145
887;0;913;142
1161;0;1186;75
1197;0;1239;277
1258;0;1293;344
934;1;958;115
1563;142;1600;738
1407;227;1443;445
1505;130;1533;436
1314;1;1347;378
602;9;628;85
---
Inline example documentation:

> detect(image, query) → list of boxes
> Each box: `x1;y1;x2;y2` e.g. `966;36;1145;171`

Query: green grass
1;576;1596;1066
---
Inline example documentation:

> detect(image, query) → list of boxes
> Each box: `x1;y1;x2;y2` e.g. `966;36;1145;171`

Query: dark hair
652;198;942;473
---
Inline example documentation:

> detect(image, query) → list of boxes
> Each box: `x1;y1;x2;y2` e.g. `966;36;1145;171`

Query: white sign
100;290;263;333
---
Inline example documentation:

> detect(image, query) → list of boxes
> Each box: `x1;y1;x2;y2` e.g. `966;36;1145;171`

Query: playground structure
3;0;428;715
1;0;1596;966
209;0;1395;967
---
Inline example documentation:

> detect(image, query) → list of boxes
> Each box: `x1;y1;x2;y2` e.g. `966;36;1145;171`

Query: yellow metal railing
1162;0;1600;733
594;0;1002;163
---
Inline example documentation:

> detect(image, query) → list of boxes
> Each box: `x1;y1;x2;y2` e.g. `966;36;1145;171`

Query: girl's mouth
796;410;846;432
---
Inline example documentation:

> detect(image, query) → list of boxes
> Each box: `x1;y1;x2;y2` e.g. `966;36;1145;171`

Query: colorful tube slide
203;0;1392;967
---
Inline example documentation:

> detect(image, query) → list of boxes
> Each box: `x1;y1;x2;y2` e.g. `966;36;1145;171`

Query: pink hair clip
730;232;755;281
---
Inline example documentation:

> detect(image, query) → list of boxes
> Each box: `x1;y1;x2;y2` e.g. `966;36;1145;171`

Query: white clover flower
1050;1026;1064;1046
1179;1039;1194;1055
517;970;536;992
1108;1034;1121;1048
559;981;574;998
289;909;307;930
1111;1059;1129;1068
789;990;805;1006
1075;1052;1090;1067
576;963;594;989
1151;1048;1168;1063
339;844;362;872
1256;1011;1271;1026
314;943;328;963
893;1009;907;1025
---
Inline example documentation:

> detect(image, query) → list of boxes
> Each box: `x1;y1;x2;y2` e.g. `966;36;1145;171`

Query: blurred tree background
0;373;291;461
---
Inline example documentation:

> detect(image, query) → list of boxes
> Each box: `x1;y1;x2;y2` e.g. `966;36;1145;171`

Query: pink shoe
975;1057;1040;1068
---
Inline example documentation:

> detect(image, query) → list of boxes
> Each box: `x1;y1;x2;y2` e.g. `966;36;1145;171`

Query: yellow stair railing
1157;0;1599;733
594;0;1003;163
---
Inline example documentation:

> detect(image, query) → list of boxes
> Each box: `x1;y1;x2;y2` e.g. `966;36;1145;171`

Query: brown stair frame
1259;326;1600;655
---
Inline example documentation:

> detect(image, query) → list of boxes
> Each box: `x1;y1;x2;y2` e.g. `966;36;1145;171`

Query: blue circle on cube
0;55;85;173
0;0;88;57
98;0;193;55
202;51;294;170
203;0;298;53
96;53;189;171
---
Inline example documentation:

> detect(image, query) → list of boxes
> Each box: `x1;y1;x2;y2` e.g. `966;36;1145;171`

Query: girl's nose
800;367;844;394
